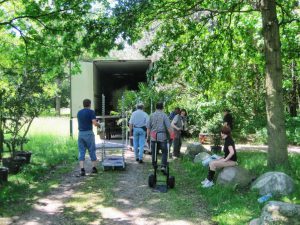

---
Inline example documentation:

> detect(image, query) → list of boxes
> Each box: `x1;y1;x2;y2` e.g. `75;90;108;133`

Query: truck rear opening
93;60;151;115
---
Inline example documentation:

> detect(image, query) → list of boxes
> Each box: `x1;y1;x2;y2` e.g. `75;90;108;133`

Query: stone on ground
216;166;253;188
249;201;300;225
251;172;295;196
186;142;208;159
194;152;211;164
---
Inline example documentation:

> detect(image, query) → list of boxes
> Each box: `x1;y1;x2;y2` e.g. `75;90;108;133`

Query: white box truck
71;59;151;118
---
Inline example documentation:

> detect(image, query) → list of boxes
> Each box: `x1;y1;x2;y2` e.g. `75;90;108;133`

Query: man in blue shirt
77;99;100;176
129;103;149;163
169;107;180;121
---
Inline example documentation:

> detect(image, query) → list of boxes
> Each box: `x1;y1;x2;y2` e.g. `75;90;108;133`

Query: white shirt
129;109;149;128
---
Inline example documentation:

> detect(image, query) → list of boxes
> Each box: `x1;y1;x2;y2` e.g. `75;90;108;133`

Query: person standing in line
129;103;149;163
168;107;180;150
223;109;233;130
147;102;172;172
201;126;238;188
171;109;186;157
180;109;188;137
77;99;100;176
169;107;181;121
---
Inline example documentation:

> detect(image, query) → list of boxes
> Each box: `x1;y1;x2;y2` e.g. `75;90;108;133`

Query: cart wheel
148;174;156;188
168;176;175;188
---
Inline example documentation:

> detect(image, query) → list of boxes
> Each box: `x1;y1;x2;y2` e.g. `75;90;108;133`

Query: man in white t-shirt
129;103;149;163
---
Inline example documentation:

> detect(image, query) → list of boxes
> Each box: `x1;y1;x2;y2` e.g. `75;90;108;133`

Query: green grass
178;151;300;225
0;134;78;216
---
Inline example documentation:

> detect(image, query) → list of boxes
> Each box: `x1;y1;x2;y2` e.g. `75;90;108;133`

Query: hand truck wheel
167;176;175;189
148;174;156;188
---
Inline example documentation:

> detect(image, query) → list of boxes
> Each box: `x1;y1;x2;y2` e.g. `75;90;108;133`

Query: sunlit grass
28;117;79;137
0;134;77;216
180;151;300;224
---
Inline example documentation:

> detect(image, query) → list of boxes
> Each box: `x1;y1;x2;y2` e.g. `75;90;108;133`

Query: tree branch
10;24;28;55
0;3;82;26
0;0;9;4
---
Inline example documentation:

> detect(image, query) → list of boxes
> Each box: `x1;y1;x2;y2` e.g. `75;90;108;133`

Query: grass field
29;117;79;137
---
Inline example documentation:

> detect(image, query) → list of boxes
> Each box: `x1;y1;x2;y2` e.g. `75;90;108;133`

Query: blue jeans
151;140;168;166
78;130;97;161
133;128;146;160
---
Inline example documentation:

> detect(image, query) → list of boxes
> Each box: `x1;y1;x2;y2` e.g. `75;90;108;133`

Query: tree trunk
261;0;289;168
55;78;61;116
55;96;61;116
0;93;3;159
289;60;298;117
0;128;3;159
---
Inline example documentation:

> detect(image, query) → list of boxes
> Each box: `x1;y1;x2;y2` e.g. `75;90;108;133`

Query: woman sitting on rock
201;126;238;188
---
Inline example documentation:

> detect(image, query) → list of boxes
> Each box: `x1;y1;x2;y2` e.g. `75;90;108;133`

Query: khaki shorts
209;159;238;171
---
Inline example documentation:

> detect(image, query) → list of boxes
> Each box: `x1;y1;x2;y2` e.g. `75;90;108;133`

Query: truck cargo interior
93;60;151;115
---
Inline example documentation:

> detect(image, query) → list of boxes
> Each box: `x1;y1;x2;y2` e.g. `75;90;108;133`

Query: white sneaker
201;178;209;185
202;180;214;188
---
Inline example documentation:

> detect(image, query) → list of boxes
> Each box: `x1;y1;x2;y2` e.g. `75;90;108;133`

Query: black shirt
223;136;237;161
223;113;233;129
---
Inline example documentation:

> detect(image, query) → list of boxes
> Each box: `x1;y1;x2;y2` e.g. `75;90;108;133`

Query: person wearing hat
129;103;149;163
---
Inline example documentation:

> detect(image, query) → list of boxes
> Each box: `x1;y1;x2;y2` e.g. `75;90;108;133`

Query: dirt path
98;150;212;225
7;164;91;225
6;142;213;225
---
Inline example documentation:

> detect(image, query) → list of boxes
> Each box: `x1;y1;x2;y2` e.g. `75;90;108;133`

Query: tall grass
179;151;300;225
0;134;78;216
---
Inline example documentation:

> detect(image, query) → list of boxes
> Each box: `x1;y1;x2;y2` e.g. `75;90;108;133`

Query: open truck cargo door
71;61;94;118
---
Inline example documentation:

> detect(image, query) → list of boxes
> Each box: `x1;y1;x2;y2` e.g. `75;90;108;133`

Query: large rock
248;218;260;225
249;201;300;225
193;152;211;164
216;166;253;188
185;142;208;159
251;172;295;196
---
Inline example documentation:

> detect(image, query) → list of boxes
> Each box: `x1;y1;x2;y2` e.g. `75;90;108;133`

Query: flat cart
96;95;128;171
97;115;128;171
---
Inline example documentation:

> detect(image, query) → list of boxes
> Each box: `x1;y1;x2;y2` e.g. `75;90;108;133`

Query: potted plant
2;137;27;174
14;137;32;164
2;117;34;173
0;167;8;183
